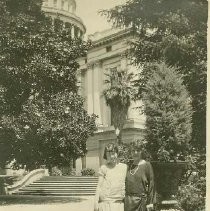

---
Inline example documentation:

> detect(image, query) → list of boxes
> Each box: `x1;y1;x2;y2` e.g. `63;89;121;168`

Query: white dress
98;163;127;211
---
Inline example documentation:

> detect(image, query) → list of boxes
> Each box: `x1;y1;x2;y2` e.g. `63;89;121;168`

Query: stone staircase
12;176;98;196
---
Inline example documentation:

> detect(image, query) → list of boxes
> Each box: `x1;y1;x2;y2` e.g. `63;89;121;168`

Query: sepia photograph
0;0;207;211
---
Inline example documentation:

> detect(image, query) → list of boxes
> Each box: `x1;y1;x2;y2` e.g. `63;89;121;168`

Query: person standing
125;146;156;211
94;143;127;211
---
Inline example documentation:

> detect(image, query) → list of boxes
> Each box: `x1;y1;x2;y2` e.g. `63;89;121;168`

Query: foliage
141;63;192;161
0;0;97;168
118;139;150;166
102;3;206;207
0;0;88;116
81;168;95;176
0;92;97;169
177;149;206;211
118;142;131;164
51;166;62;176
103;68;136;142
102;0;207;149
177;171;205;211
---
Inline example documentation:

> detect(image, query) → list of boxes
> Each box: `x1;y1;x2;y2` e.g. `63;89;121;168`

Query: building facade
76;28;146;174
42;0;145;174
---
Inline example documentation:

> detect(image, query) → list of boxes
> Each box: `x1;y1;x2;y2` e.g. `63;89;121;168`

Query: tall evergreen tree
102;0;207;149
142;63;193;161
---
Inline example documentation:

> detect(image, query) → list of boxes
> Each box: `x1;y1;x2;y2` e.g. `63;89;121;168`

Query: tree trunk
117;130;123;144
111;104;128;144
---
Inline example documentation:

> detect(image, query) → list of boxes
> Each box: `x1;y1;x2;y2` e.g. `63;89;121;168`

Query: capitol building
42;0;145;173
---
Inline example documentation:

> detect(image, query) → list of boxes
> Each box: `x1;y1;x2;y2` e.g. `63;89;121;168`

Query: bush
118;140;151;166
177;175;205;211
59;166;74;176
51;166;62;176
81;168;95;176
141;63;193;162
177;151;206;211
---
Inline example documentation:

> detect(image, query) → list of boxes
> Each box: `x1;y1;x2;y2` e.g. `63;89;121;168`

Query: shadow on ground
0;195;85;206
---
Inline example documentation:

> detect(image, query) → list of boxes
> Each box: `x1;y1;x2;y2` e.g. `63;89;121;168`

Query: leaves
0;92;97;168
103;68;136;132
102;0;207;148
0;0;88;115
0;0;96;168
141;63;193;161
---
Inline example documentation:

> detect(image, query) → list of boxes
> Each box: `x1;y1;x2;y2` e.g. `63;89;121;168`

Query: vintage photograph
0;0;207;211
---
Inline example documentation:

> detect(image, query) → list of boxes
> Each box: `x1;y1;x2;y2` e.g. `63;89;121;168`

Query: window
74;27;79;38
68;3;71;11
61;0;64;10
106;66;124;126
109;67;118;87
106;46;112;52
53;0;57;7
44;0;48;6
64;22;72;34
54;19;63;32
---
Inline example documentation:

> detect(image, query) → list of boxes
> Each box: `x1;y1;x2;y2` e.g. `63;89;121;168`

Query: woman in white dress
94;143;127;211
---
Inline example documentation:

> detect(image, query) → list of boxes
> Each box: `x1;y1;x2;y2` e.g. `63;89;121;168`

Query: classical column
93;62;102;126
81;156;86;169
71;25;75;39
78;29;81;39
87;64;94;114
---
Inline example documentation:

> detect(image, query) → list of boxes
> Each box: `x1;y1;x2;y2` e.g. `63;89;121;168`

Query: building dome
42;0;86;38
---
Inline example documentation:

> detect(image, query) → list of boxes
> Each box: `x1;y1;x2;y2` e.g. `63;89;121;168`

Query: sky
76;0;127;35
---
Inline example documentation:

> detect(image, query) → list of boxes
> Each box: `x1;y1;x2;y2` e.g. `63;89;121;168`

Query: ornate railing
5;168;49;195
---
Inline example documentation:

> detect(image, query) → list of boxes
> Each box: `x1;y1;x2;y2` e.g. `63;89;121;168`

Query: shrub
59;166;76;176
177;151;206;211
118;140;150;166
141;63;193;162
177;175;205;211
51;166;62;176
81;168;95;176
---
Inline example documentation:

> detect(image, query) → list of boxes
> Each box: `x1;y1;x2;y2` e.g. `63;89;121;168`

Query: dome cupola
42;0;86;38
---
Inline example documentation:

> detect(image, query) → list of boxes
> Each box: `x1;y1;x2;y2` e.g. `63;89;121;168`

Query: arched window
74;26;79;38
68;3;72;12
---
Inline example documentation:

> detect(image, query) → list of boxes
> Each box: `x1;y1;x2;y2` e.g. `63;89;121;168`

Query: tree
0;92;97;169
102;0;207;149
0;0;87;115
103;68;135;143
141;63;193;161
0;0;96;168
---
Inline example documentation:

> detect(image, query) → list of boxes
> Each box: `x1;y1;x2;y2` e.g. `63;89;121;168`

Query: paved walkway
0;196;95;211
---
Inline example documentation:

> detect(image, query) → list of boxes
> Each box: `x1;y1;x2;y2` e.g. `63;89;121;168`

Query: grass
0;195;84;206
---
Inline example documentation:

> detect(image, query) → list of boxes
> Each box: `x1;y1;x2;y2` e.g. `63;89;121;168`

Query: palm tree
103;68;135;144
